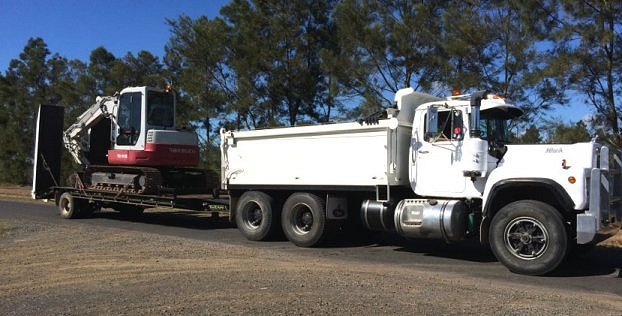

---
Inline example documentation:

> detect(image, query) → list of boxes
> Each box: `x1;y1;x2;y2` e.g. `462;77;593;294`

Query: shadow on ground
90;209;235;230
88;208;621;277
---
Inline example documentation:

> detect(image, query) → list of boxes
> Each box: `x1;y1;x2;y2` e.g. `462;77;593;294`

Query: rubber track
84;165;162;195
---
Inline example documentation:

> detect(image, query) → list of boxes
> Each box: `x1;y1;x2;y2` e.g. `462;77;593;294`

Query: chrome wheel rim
504;216;549;260
242;201;263;229
60;198;71;215
290;203;313;236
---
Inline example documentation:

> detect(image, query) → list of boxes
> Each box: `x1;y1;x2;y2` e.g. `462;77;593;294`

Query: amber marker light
568;176;576;184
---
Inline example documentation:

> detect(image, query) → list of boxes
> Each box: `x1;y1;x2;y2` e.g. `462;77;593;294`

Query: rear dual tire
236;191;281;241
235;191;333;247
281;193;331;247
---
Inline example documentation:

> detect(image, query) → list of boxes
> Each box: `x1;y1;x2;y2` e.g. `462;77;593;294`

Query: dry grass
600;231;622;247
0;221;12;239
0;184;31;200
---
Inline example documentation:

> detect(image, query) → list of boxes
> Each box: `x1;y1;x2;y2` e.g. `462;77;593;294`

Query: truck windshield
480;118;510;143
146;91;174;128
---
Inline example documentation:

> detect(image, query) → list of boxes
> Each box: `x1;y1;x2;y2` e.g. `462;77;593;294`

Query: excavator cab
108;86;199;167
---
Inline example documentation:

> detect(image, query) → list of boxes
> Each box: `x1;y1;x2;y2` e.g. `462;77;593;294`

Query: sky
0;0;228;70
0;0;592;124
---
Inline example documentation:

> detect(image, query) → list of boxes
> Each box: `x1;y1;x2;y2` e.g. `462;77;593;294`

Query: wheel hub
519;233;532;244
243;202;263;228
291;204;314;235
504;217;549;260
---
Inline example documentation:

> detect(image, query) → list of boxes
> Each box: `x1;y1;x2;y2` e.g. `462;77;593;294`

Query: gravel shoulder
0;218;620;315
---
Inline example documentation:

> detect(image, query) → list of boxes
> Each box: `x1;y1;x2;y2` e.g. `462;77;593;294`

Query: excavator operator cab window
116;92;142;146
147;91;174;128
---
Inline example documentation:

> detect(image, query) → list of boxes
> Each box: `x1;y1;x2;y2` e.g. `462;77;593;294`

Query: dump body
221;119;412;190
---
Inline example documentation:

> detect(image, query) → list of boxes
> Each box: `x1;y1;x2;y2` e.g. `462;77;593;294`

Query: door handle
418;150;429;154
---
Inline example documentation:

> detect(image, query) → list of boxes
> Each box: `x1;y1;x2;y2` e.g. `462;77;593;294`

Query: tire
489;200;568;275
58;192;80;219
236;191;280;241
281;193;331;247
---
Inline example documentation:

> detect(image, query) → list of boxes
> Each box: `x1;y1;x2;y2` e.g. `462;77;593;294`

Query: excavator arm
63;94;118;167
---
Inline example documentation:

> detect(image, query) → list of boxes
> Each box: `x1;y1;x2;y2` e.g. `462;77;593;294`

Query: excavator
59;86;211;196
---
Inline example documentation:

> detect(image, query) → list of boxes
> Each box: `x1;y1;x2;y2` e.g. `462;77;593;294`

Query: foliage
0;1;619;184
544;120;592;144
512;125;542;144
549;1;622;147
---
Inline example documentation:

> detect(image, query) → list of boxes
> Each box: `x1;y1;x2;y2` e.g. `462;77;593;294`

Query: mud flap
32;104;64;199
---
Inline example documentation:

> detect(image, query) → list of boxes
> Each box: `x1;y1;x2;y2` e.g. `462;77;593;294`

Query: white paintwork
63;95;117;165
221;88;593;212
221;120;411;188
484;143;596;210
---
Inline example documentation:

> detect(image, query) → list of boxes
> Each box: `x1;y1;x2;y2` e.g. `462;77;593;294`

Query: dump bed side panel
221;121;411;189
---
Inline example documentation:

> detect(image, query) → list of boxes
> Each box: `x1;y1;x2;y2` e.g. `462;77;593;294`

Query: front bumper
576;146;622;244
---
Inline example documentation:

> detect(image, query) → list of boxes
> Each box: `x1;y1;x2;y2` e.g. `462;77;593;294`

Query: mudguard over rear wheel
489;200;568;275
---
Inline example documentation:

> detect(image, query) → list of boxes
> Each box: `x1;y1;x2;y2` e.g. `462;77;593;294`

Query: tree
333;0;446;111
0;38;52;184
513;124;542;144
545;120;591;144
551;1;622;147
85;47;117;96
481;0;566;124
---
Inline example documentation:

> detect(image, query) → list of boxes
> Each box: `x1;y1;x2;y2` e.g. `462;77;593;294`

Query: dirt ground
0;218;620;315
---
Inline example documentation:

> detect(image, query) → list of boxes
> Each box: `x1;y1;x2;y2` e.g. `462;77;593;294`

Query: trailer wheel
58;192;80;219
282;193;330;247
489;200;568;275
236;191;280;241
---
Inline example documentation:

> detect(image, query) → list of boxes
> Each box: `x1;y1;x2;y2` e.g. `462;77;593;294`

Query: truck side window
116;92;142;146
425;110;463;142
424;110;464;143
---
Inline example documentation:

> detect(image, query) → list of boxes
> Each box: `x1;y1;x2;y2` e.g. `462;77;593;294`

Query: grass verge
0;220;13;239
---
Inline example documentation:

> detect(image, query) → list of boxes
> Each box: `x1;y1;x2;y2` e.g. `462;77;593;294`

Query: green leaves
0;1;620;184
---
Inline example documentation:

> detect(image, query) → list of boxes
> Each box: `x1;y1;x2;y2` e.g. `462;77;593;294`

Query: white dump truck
221;88;622;275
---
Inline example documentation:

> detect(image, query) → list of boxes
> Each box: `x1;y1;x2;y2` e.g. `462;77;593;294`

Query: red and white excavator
54;86;210;195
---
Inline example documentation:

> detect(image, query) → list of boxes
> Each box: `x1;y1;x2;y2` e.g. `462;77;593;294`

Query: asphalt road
1;199;620;296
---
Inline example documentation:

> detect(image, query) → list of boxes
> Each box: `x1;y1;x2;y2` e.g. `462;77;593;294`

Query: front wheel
489;200;568;275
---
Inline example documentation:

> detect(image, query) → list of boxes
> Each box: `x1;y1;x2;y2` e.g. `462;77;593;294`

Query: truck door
412;108;466;195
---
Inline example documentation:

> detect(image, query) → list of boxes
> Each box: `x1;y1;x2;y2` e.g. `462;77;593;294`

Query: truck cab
411;93;520;198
